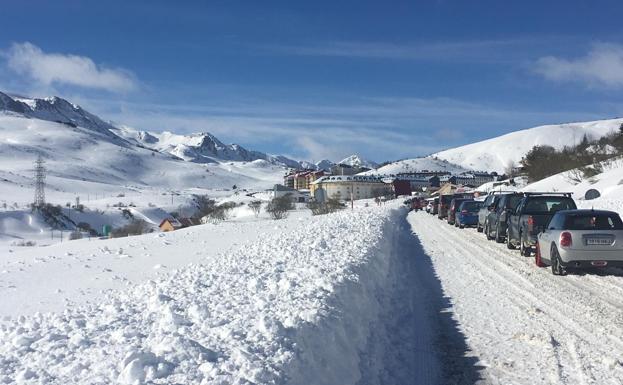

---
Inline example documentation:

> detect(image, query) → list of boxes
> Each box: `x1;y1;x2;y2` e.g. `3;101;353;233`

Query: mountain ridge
0;91;313;169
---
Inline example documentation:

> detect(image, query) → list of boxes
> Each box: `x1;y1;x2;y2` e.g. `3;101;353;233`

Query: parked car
430;197;439;215
456;200;481;228
484;192;525;243
438;193;472;220
448;198;473;225
437;194;454;220
477;191;513;233
507;193;577;256
411;198;423;211
536;210;623;275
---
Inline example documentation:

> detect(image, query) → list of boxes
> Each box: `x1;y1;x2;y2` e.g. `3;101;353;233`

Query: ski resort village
3;2;623;385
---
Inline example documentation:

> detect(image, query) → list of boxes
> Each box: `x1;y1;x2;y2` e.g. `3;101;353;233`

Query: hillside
431;118;623;173
360;156;467;176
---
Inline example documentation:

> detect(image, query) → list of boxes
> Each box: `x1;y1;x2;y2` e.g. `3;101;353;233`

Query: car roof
555;209;619;216
522;194;573;199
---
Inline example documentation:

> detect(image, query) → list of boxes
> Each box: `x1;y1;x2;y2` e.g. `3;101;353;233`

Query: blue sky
1;0;623;162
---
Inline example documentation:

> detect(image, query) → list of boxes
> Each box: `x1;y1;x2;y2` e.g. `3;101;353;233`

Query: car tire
477;224;483;233
495;224;504;243
485;223;492;240
519;232;531;256
535;242;546;267
459;224;465;229
506;228;516;249
551;247;566;276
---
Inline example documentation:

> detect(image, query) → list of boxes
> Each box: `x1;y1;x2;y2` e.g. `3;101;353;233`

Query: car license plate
586;238;613;245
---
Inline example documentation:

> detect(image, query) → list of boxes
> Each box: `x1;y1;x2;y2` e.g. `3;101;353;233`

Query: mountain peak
338;154;378;169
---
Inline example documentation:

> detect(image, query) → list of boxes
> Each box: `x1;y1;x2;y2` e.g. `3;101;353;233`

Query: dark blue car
456;200;481;228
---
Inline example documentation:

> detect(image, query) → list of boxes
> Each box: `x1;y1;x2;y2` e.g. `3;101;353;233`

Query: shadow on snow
396;213;486;385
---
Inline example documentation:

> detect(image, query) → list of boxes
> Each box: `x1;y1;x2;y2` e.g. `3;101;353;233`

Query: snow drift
0;204;427;385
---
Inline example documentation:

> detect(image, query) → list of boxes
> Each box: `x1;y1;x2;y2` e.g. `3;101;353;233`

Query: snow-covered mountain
0;91;311;170
0;91;309;202
338;154;378;169
431;118;623;173
115;125;309;168
315;159;335;171
361;156;467;176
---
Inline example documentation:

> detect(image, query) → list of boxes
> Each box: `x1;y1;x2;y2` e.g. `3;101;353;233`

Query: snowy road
408;211;623;384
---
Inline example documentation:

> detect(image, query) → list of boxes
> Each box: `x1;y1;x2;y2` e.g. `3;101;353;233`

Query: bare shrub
111;219;151;238
68;231;83;240
248;200;262;218
266;195;294;220
307;197;345;216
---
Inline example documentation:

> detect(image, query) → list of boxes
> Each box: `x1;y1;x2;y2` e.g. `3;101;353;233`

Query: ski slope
432;118;623;173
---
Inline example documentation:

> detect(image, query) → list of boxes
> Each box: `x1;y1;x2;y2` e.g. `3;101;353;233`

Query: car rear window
504;195;523;209
564;214;623;230
523;197;576;213
440;195;453;204
460;201;480;212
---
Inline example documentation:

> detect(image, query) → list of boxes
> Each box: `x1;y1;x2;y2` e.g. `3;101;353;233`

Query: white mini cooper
536;210;623;275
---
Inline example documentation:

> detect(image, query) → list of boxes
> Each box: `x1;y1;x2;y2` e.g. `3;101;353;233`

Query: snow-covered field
409;212;623;384
0;202;455;385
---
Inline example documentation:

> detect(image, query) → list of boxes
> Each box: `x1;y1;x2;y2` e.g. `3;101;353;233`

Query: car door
538;217;553;261
508;199;524;242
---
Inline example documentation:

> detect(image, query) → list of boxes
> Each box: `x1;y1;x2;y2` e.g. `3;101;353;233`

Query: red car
411;198;423;211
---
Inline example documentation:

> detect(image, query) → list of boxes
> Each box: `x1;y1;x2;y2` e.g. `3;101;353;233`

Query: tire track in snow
408;212;623;384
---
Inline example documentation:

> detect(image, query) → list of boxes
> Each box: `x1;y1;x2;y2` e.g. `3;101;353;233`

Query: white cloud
535;43;623;87
5;42;136;92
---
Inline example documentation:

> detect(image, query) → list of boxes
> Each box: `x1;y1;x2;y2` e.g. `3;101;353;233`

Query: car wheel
506;228;516;249
519;232;531;256
535;242;546;267
459;223;465;229
485;223;492;240
551;247;566;276
495;224;504;243
477;224;483;233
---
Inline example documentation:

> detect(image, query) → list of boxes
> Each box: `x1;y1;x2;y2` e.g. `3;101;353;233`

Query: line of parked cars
420;191;623;276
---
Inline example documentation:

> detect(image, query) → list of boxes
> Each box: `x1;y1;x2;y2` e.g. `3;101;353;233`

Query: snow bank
0;205;406;384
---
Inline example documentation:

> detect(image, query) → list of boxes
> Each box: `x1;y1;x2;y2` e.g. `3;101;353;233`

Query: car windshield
460;201;480;212
522;197;575;214
454;200;472;211
564;214;623;230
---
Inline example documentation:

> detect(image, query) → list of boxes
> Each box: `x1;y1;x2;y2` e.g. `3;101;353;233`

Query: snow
0;203;446;385
523;156;623;216
432;118;623;173
337;154;378;169
360;156;467;176
408;211;623;384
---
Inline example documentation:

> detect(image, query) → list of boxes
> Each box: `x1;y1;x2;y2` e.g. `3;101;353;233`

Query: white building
310;175;392;203
271;184;310;203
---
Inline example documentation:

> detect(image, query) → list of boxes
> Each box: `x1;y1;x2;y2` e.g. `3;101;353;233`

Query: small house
159;218;183;232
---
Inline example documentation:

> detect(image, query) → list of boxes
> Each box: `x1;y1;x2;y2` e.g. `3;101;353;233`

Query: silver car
536;209;623;275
